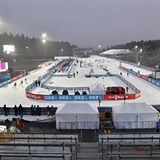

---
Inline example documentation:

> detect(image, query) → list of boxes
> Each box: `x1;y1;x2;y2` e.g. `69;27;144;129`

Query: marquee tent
112;102;159;129
100;49;131;55
89;82;105;94
56;103;99;129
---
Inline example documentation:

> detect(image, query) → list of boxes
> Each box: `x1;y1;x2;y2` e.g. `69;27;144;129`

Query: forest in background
0;32;159;68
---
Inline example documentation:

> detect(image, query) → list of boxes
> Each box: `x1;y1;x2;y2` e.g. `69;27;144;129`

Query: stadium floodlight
42;33;47;39
41;33;47;57
98;45;101;48
135;45;138;49
60;48;64;56
42;39;46;43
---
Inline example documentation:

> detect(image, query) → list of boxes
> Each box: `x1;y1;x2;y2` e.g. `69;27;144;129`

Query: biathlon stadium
0;55;160;160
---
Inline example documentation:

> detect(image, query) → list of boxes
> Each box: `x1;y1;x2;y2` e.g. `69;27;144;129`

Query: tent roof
113;102;158;114
100;49;131;55
89;82;105;91
56;103;98;114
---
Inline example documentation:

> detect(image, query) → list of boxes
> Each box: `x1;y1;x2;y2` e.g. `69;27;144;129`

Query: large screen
155;71;160;79
3;45;15;54
0;62;9;72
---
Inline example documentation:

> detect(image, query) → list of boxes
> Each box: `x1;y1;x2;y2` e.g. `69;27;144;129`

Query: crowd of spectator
3;104;23;116
2;104;56;116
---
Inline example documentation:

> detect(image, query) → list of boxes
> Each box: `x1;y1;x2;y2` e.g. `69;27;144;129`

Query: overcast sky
0;0;160;48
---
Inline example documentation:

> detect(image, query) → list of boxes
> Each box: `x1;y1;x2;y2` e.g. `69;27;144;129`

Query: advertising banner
44;94;104;101
137;73;148;81
12;74;23;81
0;79;12;88
26;92;44;100
104;94;135;100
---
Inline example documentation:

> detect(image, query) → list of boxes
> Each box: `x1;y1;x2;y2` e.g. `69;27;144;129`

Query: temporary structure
56;103;99;129
112;102;159;129
100;49;131;55
89;82;105;94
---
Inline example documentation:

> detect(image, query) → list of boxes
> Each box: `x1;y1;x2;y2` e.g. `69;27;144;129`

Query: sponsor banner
137;74;148;81
26;92;44;100
156;82;160;87
130;70;137;75
135;92;141;98
0;79;12;88
104;94;135;100
148;78;160;87
12;74;23;81
120;66;128;71
44;94;104;101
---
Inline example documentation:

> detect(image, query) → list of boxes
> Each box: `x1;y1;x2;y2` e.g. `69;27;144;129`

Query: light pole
126;49;129;62
134;46;142;66
26;46;29;55
42;33;47;58
61;48;63;56
98;45;102;55
134;45;138;64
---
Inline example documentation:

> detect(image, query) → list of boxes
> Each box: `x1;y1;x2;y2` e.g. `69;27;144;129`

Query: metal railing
98;135;160;159
0;133;79;160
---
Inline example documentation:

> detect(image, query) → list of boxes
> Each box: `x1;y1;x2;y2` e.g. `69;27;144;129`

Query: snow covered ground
120;62;153;75
0;55;159;108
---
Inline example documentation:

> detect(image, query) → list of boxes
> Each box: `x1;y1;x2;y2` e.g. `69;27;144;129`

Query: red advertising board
135;92;141;98
104;94;135;100
26;92;44;100
12;74;23;81
137;74;148;81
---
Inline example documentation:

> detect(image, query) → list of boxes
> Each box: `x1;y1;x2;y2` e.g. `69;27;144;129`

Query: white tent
112;102;159;129
56;103;99;129
89;82;105;94
100;49;131;55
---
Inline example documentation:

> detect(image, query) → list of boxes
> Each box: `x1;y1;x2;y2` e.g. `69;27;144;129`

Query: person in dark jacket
156;120;160;132
18;104;23;116
30;105;34;116
3;104;8;116
14;105;18;116
37;105;41;116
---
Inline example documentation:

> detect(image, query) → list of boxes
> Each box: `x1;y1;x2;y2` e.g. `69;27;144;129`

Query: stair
77;142;102;160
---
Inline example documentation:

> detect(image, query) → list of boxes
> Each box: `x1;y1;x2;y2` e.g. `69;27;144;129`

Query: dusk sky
0;0;160;48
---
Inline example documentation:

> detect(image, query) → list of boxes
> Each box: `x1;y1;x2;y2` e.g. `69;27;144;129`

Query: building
73;48;93;58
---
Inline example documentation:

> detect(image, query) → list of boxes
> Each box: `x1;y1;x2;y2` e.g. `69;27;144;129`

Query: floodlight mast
41;33;47;58
134;45;143;66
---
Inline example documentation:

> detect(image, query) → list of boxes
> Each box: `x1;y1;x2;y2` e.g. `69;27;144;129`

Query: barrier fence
120;65;160;88
99;135;160;159
0;133;79;159
0;74;24;88
113;121;157;129
20;58;142;102
25;73;141;101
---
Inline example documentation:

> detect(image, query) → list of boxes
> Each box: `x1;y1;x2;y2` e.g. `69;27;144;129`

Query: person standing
97;97;101;107
126;86;129;93
124;95;126;103
12;82;17;89
156;120;160;132
3;104;8;116
14;105;18;116
25;78;27;84
19;80;23;86
18;104;23;116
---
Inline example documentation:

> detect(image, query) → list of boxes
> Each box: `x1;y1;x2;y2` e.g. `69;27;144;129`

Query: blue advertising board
148;78;160;87
0;79;12;88
44;94;104;101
